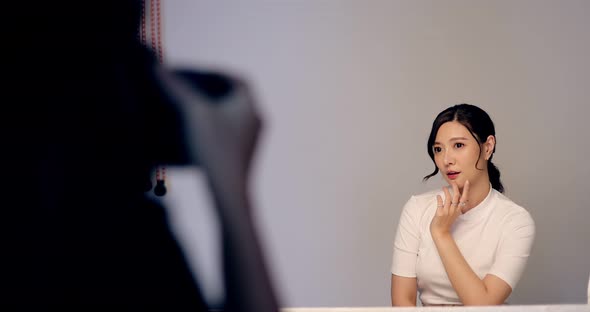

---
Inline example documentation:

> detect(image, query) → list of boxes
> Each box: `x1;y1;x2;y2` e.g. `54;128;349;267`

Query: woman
390;104;535;306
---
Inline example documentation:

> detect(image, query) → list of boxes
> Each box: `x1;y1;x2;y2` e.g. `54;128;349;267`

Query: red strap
140;0;167;194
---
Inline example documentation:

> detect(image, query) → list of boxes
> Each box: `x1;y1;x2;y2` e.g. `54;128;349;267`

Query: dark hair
423;103;504;193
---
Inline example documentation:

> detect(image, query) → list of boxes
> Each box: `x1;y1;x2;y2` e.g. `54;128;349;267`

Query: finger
436;195;444;216
459;180;470;211
442;186;451;215
451;182;460;203
451;182;461;214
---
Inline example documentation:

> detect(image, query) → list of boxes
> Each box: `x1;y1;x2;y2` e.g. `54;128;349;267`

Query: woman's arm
432;232;512;305
390;196;422;306
391;275;417;306
431;182;512;305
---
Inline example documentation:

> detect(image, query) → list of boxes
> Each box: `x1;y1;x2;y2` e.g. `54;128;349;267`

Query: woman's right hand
430;180;470;238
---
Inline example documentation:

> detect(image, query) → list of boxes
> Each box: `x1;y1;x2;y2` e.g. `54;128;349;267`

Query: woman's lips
447;172;460;180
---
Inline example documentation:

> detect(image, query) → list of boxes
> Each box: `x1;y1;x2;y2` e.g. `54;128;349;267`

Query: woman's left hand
430;180;470;238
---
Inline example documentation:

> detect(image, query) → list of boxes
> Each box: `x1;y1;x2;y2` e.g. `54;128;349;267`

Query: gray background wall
154;0;590;307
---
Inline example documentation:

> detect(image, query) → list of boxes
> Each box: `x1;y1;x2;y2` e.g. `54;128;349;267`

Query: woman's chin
444;177;462;186
446;179;465;191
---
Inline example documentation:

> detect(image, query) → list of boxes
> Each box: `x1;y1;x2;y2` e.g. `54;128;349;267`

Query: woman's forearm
432;232;499;305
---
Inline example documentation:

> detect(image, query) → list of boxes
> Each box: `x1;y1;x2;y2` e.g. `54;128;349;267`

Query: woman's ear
484;135;496;160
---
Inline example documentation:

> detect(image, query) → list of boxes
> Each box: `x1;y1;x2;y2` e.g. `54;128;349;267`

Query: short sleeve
391;196;421;277
488;210;535;289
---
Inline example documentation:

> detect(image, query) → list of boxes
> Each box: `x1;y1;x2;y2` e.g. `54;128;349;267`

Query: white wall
158;0;590;307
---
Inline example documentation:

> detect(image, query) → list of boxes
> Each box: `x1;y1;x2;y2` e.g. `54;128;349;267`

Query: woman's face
432;121;490;189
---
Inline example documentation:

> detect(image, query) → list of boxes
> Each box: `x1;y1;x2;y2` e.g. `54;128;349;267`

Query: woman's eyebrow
434;137;469;144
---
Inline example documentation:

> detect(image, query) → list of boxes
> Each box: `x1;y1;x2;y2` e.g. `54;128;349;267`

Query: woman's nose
443;151;455;165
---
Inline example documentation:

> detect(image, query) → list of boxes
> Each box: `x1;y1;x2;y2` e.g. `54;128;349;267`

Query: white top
390;187;535;305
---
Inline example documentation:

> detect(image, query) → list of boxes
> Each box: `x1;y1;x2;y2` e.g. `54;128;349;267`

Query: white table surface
281;304;589;312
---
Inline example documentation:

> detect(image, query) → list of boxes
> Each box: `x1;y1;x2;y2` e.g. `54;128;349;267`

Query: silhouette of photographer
3;1;278;310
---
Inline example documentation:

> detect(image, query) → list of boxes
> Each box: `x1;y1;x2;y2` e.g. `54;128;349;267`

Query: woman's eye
455;143;464;148
433;147;442;153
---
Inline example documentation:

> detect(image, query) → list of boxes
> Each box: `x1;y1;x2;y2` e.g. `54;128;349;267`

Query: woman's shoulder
491;190;535;225
411;188;443;201
403;188;442;214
